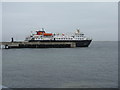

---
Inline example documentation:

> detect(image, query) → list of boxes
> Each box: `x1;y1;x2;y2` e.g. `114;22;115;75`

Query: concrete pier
0;41;76;49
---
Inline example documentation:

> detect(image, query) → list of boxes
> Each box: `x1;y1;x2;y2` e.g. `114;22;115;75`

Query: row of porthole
34;38;84;40
75;38;84;40
55;38;83;39
33;37;49;39
55;38;73;40
76;36;83;37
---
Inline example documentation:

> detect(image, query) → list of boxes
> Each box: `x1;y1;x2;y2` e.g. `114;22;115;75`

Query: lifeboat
36;31;45;35
43;33;52;36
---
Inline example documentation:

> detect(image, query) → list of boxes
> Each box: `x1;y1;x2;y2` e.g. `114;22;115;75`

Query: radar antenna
76;28;80;33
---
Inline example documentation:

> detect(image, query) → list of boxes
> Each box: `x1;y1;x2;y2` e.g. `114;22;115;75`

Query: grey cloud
2;2;118;41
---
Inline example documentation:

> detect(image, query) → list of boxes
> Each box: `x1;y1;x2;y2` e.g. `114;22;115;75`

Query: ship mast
41;28;45;31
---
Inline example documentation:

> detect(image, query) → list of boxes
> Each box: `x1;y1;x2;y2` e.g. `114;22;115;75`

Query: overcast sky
2;2;118;41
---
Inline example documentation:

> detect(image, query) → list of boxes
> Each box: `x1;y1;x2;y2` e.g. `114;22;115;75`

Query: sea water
2;41;118;88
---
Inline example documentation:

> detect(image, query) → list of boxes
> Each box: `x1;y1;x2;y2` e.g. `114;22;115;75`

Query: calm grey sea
2;41;118;88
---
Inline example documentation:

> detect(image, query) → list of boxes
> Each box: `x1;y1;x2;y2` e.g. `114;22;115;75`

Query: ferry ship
25;28;92;47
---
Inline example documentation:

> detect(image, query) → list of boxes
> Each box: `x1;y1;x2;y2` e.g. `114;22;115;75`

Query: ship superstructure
26;28;91;41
